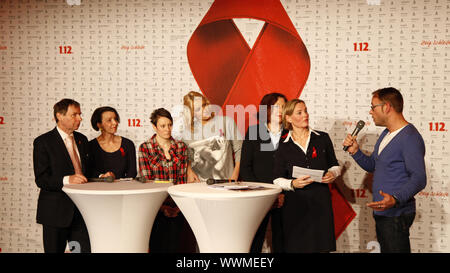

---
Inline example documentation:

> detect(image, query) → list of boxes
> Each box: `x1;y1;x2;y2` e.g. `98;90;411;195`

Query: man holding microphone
343;87;426;253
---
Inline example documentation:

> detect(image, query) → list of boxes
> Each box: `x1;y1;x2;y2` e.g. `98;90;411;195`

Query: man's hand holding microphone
342;120;397;211
342;120;365;155
343;134;359;155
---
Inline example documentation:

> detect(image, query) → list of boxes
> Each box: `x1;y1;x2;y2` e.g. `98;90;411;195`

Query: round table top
62;181;173;195
168;182;281;199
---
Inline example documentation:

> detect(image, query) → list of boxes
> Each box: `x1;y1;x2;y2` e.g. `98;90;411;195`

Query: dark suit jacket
239;124;288;183
33;127;89;228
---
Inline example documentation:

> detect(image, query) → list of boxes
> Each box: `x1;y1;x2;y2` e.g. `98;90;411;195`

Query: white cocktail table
63;181;171;253
168;182;281;253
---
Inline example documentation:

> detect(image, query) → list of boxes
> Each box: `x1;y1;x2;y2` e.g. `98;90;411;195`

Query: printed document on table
292;166;324;182
208;183;266;191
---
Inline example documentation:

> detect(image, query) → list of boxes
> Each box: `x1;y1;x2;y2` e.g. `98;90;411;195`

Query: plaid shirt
138;134;188;184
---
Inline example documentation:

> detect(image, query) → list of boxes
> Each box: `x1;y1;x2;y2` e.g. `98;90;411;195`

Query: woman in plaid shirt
138;109;188;184
138;108;196;252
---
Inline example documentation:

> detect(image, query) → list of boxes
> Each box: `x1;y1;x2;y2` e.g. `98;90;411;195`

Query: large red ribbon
187;0;355;240
329;183;356;240
187;0;310;134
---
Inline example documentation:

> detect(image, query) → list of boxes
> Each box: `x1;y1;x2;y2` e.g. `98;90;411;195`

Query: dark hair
90;106;120;131
53;98;80;123
150;108;173;126
372;87;404;113
259;92;287;123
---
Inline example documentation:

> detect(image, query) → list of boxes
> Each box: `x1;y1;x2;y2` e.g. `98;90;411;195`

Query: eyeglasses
370;103;385;110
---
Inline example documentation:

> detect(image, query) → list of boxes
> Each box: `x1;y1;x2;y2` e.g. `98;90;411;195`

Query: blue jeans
373;213;415;253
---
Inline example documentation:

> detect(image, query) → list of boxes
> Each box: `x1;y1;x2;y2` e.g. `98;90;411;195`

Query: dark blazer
33;127;89;228
240;124;288;183
273;130;339;180
273;130;338;252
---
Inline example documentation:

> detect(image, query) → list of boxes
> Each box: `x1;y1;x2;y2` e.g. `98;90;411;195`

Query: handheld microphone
88;176;114;183
135;176;147;183
343;120;365;151
206;178;237;185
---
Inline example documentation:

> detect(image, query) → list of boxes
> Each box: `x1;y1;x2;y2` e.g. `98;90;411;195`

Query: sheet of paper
292;166;324;182
208;183;266;191
208;184;248;190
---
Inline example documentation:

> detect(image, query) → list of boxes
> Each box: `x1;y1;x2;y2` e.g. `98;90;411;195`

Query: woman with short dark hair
88;106;137;179
138;108;196;253
138;108;187;184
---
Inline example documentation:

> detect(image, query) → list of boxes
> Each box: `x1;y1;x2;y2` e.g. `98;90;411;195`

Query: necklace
292;130;309;142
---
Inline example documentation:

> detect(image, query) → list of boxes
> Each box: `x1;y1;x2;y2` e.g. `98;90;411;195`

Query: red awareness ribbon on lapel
187;0;310;135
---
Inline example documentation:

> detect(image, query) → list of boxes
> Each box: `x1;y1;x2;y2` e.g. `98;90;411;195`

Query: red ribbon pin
312;147;317;158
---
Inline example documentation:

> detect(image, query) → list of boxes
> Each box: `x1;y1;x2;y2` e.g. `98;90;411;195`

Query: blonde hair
282;99;305;130
183;91;214;132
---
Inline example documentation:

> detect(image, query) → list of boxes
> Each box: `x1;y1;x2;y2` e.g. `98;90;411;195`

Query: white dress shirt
56;126;82;185
265;123;282;148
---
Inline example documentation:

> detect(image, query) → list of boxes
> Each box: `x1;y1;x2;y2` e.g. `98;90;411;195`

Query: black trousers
250;208;284;253
374;213;415;253
149;211;197;253
42;208;91;253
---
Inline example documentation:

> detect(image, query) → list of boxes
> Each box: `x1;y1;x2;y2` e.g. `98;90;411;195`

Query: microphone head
104;176;114;182
206;178;215;185
88;176;114;183
135;176;147;183
344;120;366;151
356;120;366;130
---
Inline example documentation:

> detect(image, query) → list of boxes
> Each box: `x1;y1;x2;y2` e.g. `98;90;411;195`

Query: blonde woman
176;91;243;182
273;99;342;253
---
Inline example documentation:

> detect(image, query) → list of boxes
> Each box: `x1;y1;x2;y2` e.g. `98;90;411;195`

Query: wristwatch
392;195;400;208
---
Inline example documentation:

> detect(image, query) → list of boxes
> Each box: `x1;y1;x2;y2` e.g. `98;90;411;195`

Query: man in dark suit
33;98;91;253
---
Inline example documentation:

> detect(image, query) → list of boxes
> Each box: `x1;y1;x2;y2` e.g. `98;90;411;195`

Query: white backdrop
0;0;449;253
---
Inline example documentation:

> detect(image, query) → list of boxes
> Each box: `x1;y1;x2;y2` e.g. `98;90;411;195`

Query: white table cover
63;181;171;253
168;182;281;253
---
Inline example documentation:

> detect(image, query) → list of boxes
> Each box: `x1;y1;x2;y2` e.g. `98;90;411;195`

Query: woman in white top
175;91;243;182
